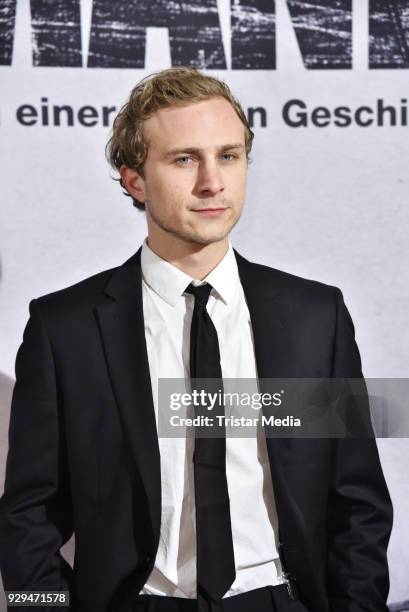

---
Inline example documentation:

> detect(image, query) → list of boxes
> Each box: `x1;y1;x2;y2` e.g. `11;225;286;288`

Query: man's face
128;96;248;246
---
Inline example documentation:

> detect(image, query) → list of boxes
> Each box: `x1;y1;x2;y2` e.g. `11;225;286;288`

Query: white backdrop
1;0;408;606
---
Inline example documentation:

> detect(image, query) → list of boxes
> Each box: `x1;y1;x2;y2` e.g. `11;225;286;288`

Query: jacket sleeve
0;299;73;604
326;288;393;612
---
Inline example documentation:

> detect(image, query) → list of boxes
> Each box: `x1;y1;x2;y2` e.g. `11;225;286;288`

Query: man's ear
119;165;146;203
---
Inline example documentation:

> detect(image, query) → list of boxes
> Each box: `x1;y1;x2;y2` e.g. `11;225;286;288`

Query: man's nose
193;161;225;198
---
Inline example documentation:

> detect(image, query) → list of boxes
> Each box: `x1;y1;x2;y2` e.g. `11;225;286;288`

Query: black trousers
124;584;310;612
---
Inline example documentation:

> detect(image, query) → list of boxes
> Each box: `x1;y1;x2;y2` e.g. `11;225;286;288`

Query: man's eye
221;153;235;161
176;156;192;165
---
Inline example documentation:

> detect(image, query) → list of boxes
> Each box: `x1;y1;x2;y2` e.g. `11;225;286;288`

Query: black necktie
185;282;236;605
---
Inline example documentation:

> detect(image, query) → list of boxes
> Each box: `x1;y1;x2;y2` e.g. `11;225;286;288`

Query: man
0;67;392;612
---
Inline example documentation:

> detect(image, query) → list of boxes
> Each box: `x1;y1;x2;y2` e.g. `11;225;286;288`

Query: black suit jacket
0;247;393;612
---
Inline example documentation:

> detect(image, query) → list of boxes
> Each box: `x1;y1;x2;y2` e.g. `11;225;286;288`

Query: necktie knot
185;282;213;310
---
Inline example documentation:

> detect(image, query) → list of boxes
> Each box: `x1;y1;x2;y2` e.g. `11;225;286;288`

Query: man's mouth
191;207;228;217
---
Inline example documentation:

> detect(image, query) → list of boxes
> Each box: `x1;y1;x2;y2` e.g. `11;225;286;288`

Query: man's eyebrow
163;143;245;159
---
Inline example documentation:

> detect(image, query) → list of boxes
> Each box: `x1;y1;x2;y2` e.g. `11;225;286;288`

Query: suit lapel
234;249;296;379
95;248;161;549
234;248;296;467
234;249;313;548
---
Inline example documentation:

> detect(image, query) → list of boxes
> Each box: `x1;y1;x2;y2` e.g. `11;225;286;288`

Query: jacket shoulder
33;265;118;318
236;251;340;304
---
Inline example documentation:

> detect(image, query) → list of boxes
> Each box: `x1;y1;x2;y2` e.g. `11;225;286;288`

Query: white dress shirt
139;237;286;598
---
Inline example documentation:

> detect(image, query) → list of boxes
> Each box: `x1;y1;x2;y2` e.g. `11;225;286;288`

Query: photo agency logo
158;378;409;439
158;378;301;438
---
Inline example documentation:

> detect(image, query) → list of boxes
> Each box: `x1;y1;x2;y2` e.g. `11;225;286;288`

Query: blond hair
106;67;254;210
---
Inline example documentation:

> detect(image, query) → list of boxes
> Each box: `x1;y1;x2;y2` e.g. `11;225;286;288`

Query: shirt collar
141;237;239;307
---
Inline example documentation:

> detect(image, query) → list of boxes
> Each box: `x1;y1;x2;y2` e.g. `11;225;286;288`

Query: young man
0;68;392;612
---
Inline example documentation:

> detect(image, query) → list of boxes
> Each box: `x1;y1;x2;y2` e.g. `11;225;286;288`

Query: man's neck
146;235;229;281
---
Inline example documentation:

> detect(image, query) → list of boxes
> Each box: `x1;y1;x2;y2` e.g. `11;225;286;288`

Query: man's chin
179;232;229;246
184;215;241;246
